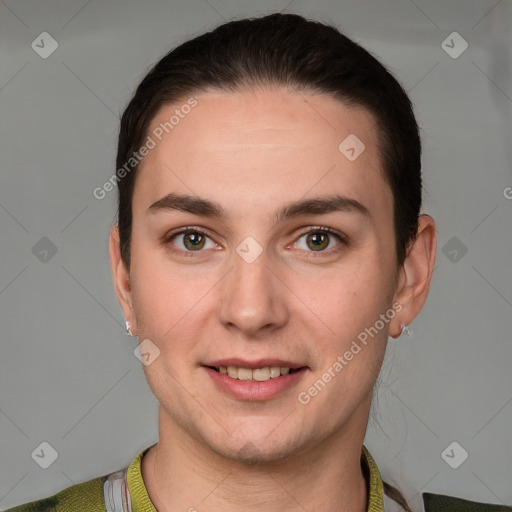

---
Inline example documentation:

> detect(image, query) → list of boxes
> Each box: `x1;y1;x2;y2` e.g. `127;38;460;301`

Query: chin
203;425;306;466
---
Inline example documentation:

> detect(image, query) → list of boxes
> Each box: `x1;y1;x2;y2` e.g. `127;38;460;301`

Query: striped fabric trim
103;467;133;512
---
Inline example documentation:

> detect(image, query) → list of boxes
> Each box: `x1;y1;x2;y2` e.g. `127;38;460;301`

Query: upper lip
204;358;306;370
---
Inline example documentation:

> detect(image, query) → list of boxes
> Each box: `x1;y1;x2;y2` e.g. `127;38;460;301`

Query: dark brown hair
115;12;421;271
115;14;422;509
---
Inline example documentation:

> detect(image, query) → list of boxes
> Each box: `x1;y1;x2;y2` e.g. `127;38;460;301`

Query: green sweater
4;444;511;512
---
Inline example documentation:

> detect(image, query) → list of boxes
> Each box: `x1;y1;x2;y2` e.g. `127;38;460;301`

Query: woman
7;12;509;512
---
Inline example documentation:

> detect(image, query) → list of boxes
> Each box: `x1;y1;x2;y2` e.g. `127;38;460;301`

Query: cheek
129;251;215;368
295;256;392;340
129;243;195;329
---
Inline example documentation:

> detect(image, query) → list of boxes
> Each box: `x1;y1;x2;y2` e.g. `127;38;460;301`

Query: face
116;87;405;462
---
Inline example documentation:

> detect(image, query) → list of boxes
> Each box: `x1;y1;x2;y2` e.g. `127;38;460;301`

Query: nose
218;246;289;338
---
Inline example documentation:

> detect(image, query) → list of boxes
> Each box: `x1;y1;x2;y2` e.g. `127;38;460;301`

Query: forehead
135;87;391;220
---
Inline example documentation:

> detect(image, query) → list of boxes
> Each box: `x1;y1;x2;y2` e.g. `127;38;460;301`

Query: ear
109;225;137;335
389;214;437;338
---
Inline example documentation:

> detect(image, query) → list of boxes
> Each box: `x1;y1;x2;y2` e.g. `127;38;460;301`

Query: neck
141;407;370;512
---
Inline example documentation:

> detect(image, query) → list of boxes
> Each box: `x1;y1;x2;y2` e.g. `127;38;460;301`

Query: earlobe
109;225;137;333
390;214;437;338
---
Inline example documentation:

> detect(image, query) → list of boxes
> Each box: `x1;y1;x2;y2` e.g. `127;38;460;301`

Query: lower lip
204;366;308;401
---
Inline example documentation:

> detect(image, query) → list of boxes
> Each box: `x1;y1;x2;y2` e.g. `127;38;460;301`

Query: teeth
270;367;281;378
219;366;294;381
237;368;253;381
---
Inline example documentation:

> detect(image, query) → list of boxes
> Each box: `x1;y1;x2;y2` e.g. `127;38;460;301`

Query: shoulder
422;492;512;512
3;475;107;512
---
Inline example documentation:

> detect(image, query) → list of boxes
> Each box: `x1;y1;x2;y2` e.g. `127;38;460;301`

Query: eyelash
162;226;348;258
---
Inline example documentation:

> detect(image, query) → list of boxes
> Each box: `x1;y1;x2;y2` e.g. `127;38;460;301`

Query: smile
204;364;308;401
209;365;301;382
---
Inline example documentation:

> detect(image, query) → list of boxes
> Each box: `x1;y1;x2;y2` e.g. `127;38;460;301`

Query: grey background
1;0;511;510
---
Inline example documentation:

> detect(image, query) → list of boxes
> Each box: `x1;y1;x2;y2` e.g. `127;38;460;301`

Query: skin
109;87;436;512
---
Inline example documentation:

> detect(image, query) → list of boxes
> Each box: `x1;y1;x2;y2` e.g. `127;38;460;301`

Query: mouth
206;365;305;382
203;362;309;401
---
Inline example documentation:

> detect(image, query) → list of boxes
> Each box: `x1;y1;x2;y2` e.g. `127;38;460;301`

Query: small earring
125;320;135;336
400;323;411;336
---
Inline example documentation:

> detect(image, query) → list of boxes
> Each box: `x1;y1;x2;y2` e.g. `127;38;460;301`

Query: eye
164;228;218;254
163;226;347;257
293;227;347;254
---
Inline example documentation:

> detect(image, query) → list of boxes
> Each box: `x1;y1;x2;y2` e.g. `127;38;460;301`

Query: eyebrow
148;193;371;224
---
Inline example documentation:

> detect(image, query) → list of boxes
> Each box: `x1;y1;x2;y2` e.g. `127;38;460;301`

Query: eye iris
306;232;328;251
184;231;205;250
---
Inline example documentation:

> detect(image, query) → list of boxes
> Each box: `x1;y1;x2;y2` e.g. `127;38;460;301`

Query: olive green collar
126;443;384;511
